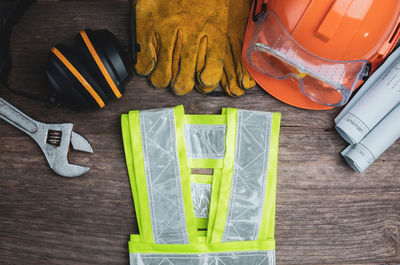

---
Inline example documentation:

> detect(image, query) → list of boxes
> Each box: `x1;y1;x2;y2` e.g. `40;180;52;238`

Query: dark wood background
0;1;399;264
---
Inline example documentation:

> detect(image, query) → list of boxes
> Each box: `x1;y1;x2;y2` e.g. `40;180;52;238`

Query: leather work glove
134;0;229;95
196;0;256;97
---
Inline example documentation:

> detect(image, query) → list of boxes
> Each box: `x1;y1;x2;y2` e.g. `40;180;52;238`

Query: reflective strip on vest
139;108;189;244
191;182;211;218
223;110;273;242
130;250;275;265
184;124;227;160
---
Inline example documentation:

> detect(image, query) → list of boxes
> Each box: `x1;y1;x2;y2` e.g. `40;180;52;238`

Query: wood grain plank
0;1;399;265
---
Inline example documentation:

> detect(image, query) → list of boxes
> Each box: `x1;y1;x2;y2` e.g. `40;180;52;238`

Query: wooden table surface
0;1;399;264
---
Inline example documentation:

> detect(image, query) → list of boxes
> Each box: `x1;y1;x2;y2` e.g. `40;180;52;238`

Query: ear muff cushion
46;58;91;110
48;44;109;109
76;29;129;98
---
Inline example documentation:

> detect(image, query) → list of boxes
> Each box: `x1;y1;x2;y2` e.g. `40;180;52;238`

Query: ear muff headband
79;30;122;99
51;47;105;108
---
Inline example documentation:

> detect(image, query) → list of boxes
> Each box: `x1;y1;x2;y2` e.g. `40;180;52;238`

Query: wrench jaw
38;124;93;178
51;162;90;178
71;132;93;153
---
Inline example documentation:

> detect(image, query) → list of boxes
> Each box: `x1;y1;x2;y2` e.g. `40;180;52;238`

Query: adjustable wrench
0;96;93;177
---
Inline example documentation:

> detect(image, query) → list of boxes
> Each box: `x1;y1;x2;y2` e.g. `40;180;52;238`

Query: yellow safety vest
121;105;281;265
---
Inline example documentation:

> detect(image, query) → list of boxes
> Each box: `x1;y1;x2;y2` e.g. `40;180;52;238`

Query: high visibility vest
121;105;281;265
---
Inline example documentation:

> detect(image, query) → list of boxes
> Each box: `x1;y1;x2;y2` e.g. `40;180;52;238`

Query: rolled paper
335;47;400;144
342;104;400;173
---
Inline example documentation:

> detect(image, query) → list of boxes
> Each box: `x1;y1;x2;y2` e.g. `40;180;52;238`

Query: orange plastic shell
243;0;400;110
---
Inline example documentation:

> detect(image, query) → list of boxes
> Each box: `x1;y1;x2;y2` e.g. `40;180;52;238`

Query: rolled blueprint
335;47;400;144
342;104;400;173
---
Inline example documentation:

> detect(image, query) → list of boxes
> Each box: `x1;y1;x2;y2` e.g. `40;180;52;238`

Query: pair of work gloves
134;0;255;97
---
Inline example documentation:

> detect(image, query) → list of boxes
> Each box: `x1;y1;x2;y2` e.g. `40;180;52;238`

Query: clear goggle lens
246;10;368;107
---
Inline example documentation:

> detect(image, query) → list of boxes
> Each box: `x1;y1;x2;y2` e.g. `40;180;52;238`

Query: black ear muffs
75;29;130;100
45;28;131;110
2;1;134;110
46;44;110;110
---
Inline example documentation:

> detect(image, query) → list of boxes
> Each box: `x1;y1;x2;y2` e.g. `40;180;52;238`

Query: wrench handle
0;96;38;134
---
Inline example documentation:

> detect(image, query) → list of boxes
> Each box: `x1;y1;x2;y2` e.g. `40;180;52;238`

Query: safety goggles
246;10;369;107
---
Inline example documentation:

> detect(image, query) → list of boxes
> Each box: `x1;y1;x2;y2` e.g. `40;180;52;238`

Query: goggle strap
252;0;267;22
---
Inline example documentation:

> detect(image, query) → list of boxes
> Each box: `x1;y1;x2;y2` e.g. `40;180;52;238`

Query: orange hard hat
243;0;400;110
